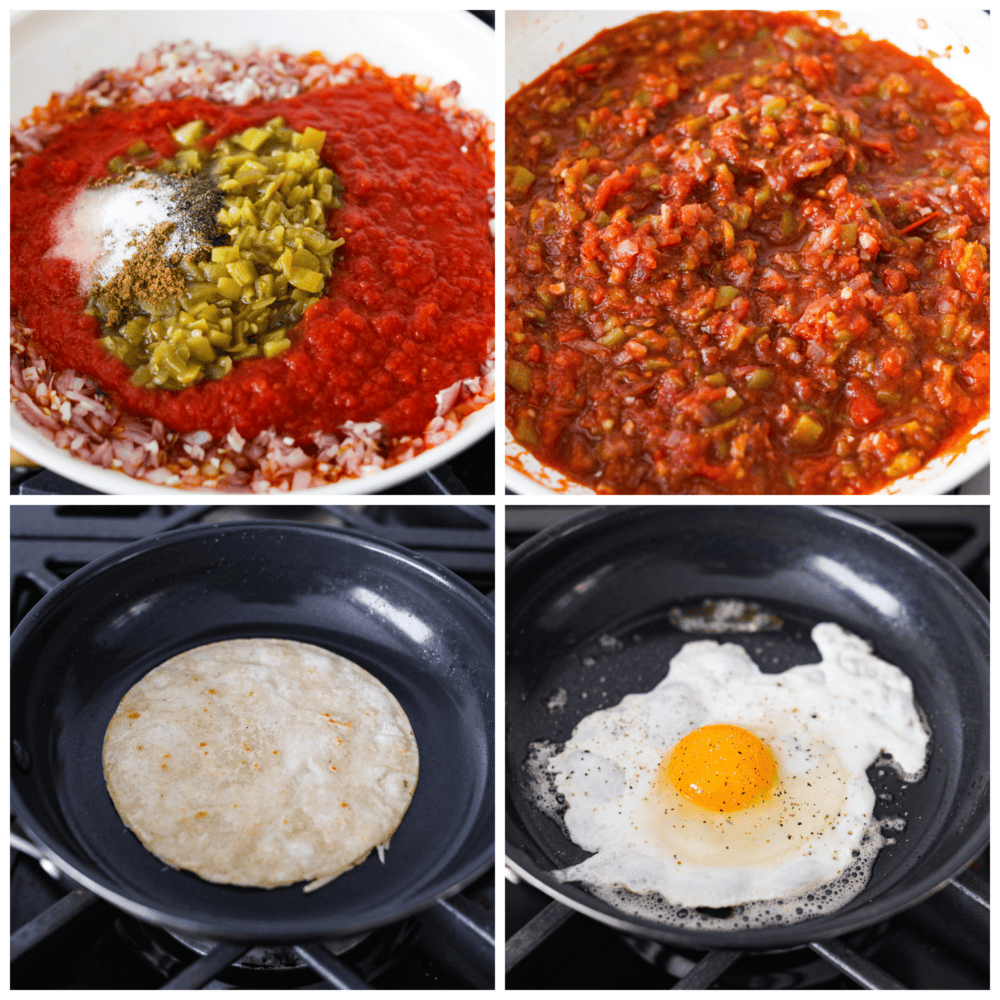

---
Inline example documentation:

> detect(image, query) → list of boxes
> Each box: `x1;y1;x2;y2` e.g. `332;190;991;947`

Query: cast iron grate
11;504;494;628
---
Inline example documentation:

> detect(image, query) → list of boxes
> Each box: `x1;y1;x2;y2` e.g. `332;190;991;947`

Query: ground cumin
93;221;188;328
89;170;222;329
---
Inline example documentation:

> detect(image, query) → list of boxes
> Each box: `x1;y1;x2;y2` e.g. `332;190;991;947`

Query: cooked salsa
506;11;989;493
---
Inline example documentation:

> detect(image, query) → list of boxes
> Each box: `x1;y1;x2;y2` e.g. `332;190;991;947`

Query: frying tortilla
102;638;419;891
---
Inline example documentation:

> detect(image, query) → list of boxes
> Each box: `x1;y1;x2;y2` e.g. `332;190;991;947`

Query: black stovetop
505;505;989;990
11;505;495;990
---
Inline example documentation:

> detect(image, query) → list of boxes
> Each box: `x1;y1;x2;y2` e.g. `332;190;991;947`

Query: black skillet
506;506;989;951
12;521;494;944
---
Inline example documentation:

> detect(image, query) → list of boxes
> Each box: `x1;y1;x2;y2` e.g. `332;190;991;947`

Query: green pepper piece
513;415;539;446
172;119;207;147
885;449;921;478
507;361;533;393
730;203;752;230
507;165;536;196
714;285;741;309
745;368;775;390
679;115;709;137
791;412;825;446
842;110;861;139
720;219;736;254
840;222;858;248
600;327;632;349
762;96;787;119
781;25;814;49
711;390;744;419
882;311;912;341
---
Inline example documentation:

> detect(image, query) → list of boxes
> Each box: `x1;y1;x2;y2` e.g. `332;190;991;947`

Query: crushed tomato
12;82;494;442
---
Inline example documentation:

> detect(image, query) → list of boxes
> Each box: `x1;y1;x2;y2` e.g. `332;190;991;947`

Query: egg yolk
662;724;777;813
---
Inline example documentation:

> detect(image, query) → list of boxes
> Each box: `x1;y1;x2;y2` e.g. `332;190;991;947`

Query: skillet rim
504;504;989;950
11;519;495;943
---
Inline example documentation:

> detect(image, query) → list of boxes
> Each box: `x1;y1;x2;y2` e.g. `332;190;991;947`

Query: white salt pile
48;170;208;295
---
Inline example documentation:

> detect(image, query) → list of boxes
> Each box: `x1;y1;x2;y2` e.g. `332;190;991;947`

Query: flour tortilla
102;638;419;891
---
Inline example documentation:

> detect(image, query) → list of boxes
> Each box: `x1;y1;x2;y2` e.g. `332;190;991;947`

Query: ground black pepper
91;221;189;328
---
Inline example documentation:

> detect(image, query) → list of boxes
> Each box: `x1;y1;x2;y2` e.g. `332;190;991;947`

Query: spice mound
53;169;219;330
11;41;495;492
69;117;345;391
505;11;989;495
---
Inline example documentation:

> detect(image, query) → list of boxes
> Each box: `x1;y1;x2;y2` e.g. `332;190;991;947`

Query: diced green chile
746;368;775;390
92;117;344;390
507;360;533;393
714;285;740;309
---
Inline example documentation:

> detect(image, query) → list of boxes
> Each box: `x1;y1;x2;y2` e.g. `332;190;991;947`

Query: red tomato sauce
12;84;494;441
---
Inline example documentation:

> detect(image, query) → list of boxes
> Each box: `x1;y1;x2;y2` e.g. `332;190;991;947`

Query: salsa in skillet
505;12;989;494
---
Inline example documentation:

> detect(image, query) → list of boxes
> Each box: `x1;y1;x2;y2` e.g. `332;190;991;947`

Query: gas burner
618;920;896;989
116;913;418;988
11;504;496;620
506;854;989;990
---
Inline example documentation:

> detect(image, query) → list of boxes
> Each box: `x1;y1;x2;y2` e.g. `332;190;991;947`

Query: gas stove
505;505;989;990
11;504;495;989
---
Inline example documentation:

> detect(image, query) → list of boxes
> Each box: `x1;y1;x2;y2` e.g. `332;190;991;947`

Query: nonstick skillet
12;521;494;944
506;506;988;952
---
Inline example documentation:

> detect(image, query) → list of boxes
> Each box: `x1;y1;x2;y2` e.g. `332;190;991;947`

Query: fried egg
528;623;930;929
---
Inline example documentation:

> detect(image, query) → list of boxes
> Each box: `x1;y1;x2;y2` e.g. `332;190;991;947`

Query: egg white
536;623;930;923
